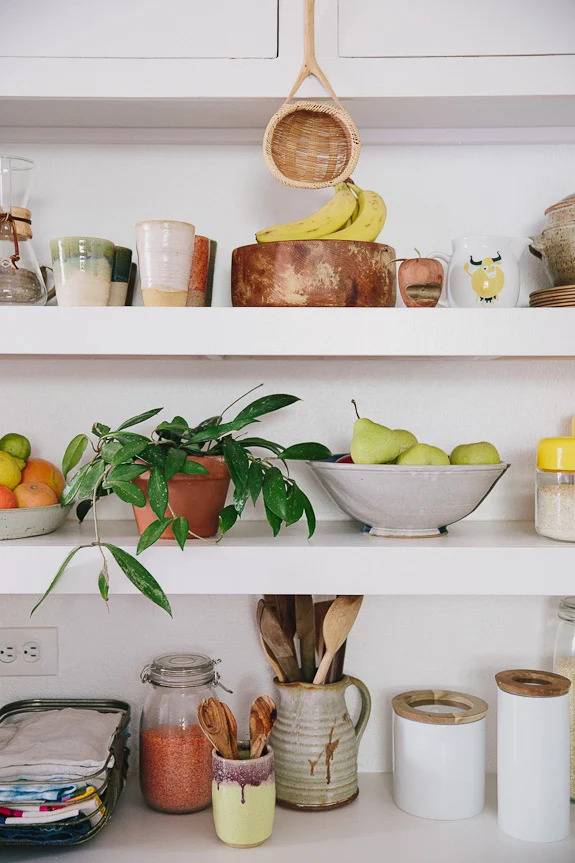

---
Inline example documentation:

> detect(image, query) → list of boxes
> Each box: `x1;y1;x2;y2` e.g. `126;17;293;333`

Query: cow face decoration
463;252;504;303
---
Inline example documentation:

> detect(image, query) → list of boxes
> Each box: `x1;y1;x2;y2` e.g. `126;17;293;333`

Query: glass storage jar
140;653;229;814
535;437;575;542
553;597;575;801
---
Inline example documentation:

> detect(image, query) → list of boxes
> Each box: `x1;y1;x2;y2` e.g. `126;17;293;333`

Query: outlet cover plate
0;628;58;676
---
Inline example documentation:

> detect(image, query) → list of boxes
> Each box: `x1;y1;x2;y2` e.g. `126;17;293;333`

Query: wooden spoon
260;602;301;682
295;595;316;682
314;600;332;660
313;596;363;685
257;599;287;682
249;695;277;759
197;697;238;759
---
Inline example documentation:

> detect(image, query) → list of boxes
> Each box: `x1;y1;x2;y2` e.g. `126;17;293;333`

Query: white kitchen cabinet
338;0;575;58
0;0;278;59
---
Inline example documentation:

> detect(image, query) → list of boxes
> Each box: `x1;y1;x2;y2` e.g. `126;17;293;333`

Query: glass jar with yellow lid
536;437;575;541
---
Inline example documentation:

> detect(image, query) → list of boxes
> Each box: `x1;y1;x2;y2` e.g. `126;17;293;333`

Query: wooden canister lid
496;669;571;698
392;689;488;725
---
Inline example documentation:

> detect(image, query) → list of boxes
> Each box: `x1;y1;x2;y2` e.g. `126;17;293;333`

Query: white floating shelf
1;308;575;359
3;519;574;597
4;775;574;863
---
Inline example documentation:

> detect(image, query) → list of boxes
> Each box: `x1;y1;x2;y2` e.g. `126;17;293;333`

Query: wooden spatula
295;595;316;682
260;603;301;682
313;596;363;685
249;695;277;759
257;599;287;682
198;697;238;759
314;600;332;660
274;595;296;644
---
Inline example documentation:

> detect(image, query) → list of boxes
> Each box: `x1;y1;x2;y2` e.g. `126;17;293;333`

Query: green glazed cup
50;236;114;307
212;744;275;848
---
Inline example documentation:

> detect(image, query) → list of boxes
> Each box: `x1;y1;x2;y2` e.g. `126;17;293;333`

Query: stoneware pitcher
270;675;371;810
432;236;530;307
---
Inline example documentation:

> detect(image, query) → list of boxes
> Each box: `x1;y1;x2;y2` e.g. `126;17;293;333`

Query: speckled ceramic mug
211;744;275;848
270;675;371;810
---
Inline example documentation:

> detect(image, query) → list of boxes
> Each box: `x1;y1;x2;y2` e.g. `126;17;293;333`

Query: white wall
0;138;572;776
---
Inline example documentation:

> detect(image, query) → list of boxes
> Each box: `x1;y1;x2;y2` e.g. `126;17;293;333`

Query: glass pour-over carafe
0;155;47;304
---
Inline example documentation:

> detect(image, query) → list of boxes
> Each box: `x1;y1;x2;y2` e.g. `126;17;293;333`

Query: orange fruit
14;481;58;508
0;485;17;509
21;459;65;498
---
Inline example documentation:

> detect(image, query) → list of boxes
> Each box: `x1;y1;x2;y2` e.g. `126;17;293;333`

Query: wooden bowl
231;240;396;307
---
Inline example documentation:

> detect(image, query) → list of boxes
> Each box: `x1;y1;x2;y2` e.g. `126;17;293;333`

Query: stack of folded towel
0;708;122;842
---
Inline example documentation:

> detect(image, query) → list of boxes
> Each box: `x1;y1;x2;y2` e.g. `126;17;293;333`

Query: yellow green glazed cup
212;744;275;848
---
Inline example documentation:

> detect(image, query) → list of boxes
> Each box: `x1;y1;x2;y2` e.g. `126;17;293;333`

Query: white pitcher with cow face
432;236;530;307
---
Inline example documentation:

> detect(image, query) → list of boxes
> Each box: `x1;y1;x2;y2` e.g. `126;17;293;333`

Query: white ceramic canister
392;689;487;820
496;669;571;843
136;220;195;307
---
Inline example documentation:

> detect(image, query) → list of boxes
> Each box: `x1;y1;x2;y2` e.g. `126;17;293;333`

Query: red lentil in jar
140;653;229;814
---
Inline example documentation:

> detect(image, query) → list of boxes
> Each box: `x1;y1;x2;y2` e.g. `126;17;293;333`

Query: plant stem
220;382;263;417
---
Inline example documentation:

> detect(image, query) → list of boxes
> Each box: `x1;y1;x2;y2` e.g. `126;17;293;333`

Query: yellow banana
256;183;357;243
322;185;387;242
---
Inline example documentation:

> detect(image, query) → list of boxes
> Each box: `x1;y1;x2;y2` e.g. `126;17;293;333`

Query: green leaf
262;467;289;521
136;517;172;554
101;441;122;463
116;407;163;431
140;444;167;470
247;461;264;505
182;459;209;475
76;499;92;523
155;420;189;436
31;545;86;615
62;434;89;479
148;468;168;518
300;489;317;538
280;442;332;461
75;459;107;501
165;448;187;480
187;417;255;443
110;481;147;507
218;505;238;535
239;437;284;456
107;463;148;483
285;485;305;526
98;560;109;602
104;543;172;615
110;440;149;466
222;436;249;488
264;503;282;537
92;422;111;437
172;516;189;550
234;393;299;424
109;432;150;444
61;462;92;506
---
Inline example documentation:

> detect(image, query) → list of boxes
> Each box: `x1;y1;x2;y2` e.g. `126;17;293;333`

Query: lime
0;433;31;462
0;452;21;490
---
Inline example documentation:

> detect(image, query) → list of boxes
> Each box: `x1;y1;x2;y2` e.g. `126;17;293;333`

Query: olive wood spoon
257;599;287;682
313;595;363;685
260;602;301;682
249;695;277;759
198;697;234;759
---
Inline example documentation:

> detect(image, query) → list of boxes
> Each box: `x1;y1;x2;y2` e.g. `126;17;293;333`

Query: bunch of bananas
256;182;387;244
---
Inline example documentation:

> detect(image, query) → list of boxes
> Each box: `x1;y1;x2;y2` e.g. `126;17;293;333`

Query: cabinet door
339;0;575;57
1;0;278;58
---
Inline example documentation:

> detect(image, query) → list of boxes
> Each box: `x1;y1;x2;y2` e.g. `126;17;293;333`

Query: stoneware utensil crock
270;675;371;810
212;744;275;848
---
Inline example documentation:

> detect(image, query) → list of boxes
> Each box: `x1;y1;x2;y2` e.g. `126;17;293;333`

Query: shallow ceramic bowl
308;461;509;537
0;504;70;540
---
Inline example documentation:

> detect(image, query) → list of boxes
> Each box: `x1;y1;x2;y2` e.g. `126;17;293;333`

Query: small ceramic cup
109;246;132;306
136;220;195;308
50;237;114;307
211;744;275;848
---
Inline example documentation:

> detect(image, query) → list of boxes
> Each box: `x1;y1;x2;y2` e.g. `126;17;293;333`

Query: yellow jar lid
537;437;575;471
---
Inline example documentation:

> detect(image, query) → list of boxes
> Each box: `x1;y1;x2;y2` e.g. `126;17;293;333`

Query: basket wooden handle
285;0;340;104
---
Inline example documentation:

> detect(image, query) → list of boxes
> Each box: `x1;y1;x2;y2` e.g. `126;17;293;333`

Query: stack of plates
529;285;575;307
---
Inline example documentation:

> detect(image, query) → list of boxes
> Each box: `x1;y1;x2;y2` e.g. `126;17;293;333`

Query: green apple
450;441;501;465
397;443;450;466
351;418;402;464
394;429;417;455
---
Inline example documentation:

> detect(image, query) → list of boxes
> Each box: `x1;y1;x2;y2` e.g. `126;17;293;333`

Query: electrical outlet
0;628;58;676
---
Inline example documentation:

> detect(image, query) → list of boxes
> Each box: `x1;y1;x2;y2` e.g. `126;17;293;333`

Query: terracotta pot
231;240;396;307
187;235;216;307
132;455;230;539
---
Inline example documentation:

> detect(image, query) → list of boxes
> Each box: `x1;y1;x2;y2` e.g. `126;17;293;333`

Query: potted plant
34;387;330;615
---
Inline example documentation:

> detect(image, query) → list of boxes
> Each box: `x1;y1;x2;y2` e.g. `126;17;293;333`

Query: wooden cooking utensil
257;599;287;682
313;596;363;685
314;600;332;660
274;595;296;645
326;641;347;684
198;697;238;760
295;595;316;682
249;695;277;759
260;603;301;682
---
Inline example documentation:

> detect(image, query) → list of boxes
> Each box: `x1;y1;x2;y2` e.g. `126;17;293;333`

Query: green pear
351;418;402;464
397;443;450;466
394;429;417;455
450;441;501;465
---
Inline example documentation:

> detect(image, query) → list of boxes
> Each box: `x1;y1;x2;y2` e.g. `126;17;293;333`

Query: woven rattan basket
263;0;360;189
